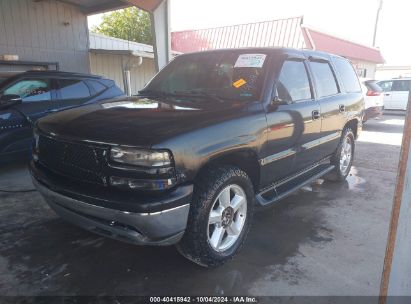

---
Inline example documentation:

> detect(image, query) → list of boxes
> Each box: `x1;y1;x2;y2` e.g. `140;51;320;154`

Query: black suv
30;48;363;267
0;71;124;162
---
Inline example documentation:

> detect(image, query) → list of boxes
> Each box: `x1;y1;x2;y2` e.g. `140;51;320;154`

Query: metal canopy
63;0;170;71
62;0;163;14
89;49;154;59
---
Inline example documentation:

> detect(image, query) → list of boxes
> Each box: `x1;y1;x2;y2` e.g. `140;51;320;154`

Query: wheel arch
195;149;261;191
345;118;359;139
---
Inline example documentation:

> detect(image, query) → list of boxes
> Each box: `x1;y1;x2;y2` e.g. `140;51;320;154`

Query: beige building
376;65;411;80
89;33;157;95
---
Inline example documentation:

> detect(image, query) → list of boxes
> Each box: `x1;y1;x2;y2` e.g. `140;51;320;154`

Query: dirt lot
0;114;404;297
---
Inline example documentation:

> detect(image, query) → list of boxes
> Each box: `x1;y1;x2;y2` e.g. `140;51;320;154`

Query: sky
88;0;411;66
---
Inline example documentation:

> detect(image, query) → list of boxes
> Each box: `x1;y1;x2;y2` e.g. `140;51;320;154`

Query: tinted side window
4;79;51;102
87;80;107;94
333;58;361;93
277;60;312;103
310;61;339;98
58;79;91;100
100;79;115;87
378;81;393;92
392;80;411;92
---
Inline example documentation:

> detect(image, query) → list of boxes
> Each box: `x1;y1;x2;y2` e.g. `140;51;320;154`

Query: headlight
110;147;172;167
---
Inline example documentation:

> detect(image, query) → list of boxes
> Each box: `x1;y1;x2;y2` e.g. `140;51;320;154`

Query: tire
325;128;355;182
177;166;254;268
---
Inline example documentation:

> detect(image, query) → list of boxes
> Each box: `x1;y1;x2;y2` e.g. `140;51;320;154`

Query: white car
361;80;384;122
377;78;410;110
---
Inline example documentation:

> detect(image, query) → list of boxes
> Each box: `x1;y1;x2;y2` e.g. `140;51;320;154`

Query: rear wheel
325;128;355;182
177;166;254;268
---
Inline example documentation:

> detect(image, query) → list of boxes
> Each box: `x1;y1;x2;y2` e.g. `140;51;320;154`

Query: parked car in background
377;78;411;110
0;71;124;162
31;48;363;267
361;79;384;122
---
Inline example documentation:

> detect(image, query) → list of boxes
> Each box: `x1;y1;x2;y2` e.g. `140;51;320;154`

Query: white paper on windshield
234;54;266;68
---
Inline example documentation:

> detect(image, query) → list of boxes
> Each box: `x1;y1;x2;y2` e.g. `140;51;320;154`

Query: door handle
339;104;346;112
312;110;321;120
385;93;391;96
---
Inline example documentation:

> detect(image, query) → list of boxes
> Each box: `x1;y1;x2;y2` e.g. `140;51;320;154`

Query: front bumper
31;170;193;246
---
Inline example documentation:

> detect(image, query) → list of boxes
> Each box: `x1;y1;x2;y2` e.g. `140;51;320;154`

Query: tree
91;7;152;45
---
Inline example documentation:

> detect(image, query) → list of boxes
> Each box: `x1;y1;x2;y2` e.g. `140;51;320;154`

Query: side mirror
0;94;22;109
270;96;290;106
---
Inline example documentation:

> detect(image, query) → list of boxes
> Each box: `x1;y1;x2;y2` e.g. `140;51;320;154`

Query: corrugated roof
90;33;154;53
171;17;384;64
89;33;181;57
63;0;163;15
301;26;385;64
171;16;306;53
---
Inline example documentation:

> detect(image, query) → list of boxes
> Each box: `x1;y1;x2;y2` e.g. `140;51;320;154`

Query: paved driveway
0;115;404;297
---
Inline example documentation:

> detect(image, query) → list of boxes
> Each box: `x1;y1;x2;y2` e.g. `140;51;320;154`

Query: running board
255;163;335;206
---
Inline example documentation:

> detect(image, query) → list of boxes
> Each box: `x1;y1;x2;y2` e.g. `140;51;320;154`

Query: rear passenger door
308;57;346;158
377;80;394;109
54;79;92;112
390;80;410;110
0;77;56;153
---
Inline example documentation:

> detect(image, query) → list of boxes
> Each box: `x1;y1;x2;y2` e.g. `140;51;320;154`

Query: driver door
2;78;55;122
261;58;321;188
0;78;55;153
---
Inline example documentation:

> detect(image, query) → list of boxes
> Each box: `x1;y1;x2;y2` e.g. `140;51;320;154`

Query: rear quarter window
378;81;393;92
100;79;115;87
332;57;362;93
87;80;107;95
58;79;91;100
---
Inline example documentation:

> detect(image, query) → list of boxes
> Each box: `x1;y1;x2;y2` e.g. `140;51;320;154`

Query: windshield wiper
138;89;169;97
139;89;226;103
173;90;225;103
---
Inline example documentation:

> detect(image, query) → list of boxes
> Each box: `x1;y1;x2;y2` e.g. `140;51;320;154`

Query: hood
37;97;256;147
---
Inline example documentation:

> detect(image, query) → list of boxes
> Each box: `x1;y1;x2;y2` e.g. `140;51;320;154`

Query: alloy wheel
340;136;353;175
207;184;247;252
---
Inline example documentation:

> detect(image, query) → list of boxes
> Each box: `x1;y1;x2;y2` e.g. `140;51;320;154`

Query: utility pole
379;92;411;303
373;0;383;47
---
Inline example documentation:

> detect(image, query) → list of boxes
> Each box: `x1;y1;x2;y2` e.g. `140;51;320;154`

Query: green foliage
91;7;152;44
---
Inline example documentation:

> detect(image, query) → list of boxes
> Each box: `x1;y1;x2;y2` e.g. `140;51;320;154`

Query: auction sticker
234;54;266;68
232;78;247;88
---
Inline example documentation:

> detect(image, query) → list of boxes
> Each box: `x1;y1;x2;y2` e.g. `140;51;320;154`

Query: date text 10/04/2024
149;297;258;303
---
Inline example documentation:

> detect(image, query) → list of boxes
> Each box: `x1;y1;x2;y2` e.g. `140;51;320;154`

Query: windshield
141;51;269;102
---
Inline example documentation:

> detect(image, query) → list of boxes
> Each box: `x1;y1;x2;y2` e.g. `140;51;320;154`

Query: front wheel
325;128;355;182
177;166;254;268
